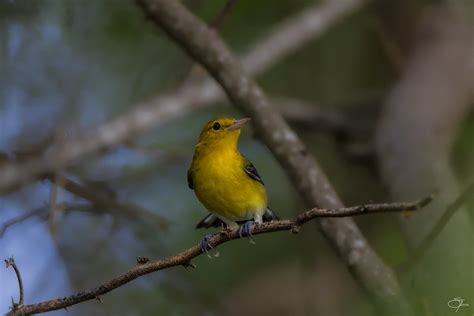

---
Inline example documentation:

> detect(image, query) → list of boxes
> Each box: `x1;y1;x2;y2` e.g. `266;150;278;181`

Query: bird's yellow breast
191;147;267;222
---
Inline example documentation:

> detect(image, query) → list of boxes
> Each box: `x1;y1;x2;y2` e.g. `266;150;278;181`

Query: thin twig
0;207;47;237
296;195;433;223
209;0;238;30
6;196;432;316
398;182;474;272
5;257;24;310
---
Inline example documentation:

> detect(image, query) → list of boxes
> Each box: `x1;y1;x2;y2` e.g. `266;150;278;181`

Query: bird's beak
226;118;251;130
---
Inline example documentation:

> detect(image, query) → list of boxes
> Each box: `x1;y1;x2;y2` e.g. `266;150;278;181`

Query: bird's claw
199;234;219;258
239;221;256;244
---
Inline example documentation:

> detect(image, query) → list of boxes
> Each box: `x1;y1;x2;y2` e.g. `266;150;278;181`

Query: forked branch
5;257;24;312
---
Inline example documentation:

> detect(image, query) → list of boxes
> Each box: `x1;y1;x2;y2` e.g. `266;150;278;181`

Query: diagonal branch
135;0;414;314
0;0;367;194
6;196;432;316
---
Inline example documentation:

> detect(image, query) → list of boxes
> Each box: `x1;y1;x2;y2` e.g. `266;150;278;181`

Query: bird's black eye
212;122;221;130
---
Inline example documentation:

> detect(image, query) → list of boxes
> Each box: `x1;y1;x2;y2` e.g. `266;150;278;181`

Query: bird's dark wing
243;156;264;185
196;213;223;228
187;168;194;190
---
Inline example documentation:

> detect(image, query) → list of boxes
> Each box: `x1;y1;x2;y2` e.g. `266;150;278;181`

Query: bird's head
197;117;251;148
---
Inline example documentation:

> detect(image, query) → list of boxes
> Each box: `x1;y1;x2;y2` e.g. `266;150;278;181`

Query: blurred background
0;0;473;315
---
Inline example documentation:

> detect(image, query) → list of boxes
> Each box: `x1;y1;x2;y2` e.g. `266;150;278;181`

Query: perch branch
5;257;24;311
0;0;367;194
6;196;432;316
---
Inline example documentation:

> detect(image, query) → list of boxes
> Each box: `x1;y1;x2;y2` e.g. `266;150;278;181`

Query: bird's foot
239;221;256;244
199;233;219;258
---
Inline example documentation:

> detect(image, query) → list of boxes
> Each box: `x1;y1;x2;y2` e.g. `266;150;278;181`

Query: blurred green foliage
1;0;473;315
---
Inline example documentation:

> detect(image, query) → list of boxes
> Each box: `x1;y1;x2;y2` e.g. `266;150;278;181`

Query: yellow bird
187;117;278;253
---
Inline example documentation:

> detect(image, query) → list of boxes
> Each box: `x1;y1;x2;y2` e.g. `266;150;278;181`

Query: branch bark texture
6;197;431;315
136;0;413;314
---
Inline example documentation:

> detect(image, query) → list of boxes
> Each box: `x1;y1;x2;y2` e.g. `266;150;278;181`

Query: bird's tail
195;213;221;229
195;208;279;229
263;207;279;221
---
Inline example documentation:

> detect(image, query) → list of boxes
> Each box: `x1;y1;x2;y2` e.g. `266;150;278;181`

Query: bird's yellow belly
193;161;267;222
